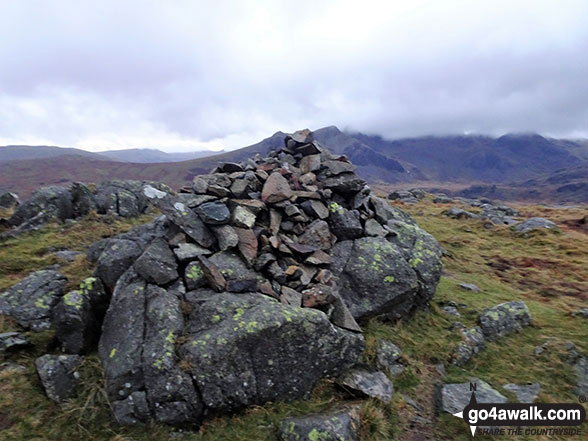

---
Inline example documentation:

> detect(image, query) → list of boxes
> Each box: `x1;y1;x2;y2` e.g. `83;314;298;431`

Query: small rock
278;405;361;441
514;217;557;234
376;340;405;376
459;283;481;293
184;261;208;291
451;327;486;366
571;308;588;318
197;256;226;292
261;172;293;203
336;368;394;403
173;243;212;262
35;354;82;403
196;201;231;225
231;206;257;228
0;332;30;352
234;227;258;267
503;383;541;403
478;301;532;340
328;207;363;240
212;224;239;251
54;250;82;262
134;238;179;286
442;306;460;317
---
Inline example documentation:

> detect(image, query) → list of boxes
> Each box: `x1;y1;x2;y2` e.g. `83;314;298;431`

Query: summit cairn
42;129;442;425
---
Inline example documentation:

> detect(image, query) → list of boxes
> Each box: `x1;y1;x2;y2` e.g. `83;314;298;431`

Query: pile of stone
0;180;170;238
0;129;444;427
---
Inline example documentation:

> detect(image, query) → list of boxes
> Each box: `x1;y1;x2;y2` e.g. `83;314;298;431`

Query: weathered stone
298;220;336;250
218;162;243;173
376;340;405;376
322;160;356;176
209;251;259;293
173;243;212;262
211;224;239;251
328;206;363;240
514;217;557;234
330;238;420;320
478;301;532;340
279;406;361;441
364;218;387;237
0;192;19;209
143;191;215;248
54;250;82;262
231;205;257;228
261;172;293;203
198;256;227;292
184;261;208;290
8;185;73;227
438;379;507;414
322;173;365;195
134;238;179;286
299;154;322;174
444;206;480;219
234;227;258;267
192;177;208;194
35;354;82;403
305;250;331;266
459;283;481;293
503;383;541;403
196;201;231;225
442;306;460;317
52;277;108;354
336;368;394;403
0;269;68;331
179;292;364;413
0;332;30;352
281;286;302;306
451;327;486;366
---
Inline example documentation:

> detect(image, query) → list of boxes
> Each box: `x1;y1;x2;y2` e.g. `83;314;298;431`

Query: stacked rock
87;129;443;425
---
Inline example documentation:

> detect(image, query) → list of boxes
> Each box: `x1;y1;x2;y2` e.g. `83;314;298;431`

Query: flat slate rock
336;367;394;403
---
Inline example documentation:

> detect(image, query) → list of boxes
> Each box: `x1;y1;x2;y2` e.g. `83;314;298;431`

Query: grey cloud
1;0;588;151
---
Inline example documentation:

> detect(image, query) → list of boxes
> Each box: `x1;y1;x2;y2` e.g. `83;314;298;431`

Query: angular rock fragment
35;354;82;403
478;301;531;340
336;367;394;403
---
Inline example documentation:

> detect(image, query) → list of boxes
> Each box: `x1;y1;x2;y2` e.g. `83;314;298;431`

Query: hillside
351;133;587;183
2;128;588;203
0;194;586;441
96;148;221;163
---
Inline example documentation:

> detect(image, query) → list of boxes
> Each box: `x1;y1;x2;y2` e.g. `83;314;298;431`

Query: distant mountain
350;132;586;183
0;145;220;164
1;128;587;202
96;148;221;163
0;145;106;162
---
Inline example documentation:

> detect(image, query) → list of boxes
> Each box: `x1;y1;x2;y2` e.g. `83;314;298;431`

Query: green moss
384;275;395;283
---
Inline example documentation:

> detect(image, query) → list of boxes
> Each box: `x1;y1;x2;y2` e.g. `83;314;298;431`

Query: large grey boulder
99;280;364;424
478;301;532;340
35;354;82;403
330;233;442;320
0;269;68;331
279;406;361;441
8;186;73;228
95;180;170;218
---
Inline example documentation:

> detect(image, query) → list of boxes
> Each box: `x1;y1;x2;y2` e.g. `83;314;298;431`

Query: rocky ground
0;132;587;440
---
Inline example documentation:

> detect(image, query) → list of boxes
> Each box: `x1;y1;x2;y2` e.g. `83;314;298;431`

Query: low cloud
1;0;587;151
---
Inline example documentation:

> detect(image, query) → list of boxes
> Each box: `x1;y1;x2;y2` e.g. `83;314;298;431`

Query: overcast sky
1;0;587;152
